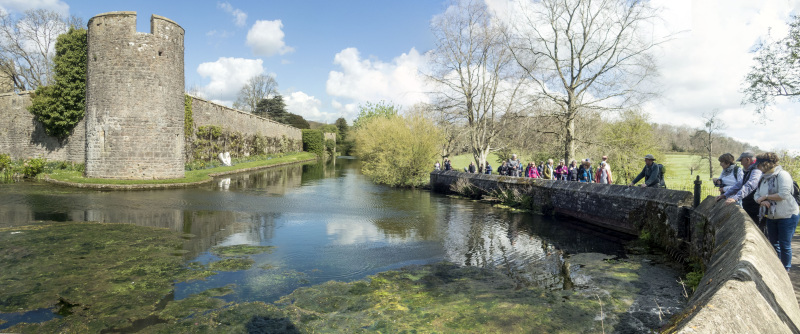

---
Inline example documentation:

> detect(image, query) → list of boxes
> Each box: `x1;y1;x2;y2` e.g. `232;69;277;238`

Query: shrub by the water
302;129;324;157
353;113;442;187
22;158;46;178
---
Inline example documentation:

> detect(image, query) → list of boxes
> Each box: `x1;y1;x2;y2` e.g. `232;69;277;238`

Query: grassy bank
45;152;316;185
662;154;721;199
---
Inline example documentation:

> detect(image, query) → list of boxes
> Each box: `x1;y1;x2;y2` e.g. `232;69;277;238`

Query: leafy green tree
352;101;399;129
353;113;443;187
335;117;349;140
601;110;661;185
28;27;86;139
255;94;288;121
743;15;800;115
285;113;310;129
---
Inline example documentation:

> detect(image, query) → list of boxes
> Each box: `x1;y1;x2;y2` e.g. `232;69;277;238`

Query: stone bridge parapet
431;170;800;332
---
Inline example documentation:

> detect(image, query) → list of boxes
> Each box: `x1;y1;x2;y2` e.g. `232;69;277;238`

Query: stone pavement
791;235;800;304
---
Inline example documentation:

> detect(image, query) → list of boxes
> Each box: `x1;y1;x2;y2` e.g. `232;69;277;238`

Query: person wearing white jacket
754;152;800;271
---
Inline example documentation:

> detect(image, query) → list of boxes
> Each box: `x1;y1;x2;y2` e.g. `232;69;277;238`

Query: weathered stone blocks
84;12;185;179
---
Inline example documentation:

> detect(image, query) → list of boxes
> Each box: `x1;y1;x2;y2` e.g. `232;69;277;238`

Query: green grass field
662;153;721;199
446;152;501;171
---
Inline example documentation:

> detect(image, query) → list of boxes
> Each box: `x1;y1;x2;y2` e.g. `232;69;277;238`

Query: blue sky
8;0;445;123
1;0;799;152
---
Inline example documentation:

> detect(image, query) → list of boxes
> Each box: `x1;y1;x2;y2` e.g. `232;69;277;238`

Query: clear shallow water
0;158;632;305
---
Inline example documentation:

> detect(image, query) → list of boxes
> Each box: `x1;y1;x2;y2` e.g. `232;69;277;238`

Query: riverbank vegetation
41;152;315;185
351;102;442;187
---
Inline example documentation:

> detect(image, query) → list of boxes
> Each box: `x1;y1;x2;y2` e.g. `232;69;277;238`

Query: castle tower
84;12;185;179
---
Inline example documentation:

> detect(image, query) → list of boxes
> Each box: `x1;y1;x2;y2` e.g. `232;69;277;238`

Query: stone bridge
431;170;800;333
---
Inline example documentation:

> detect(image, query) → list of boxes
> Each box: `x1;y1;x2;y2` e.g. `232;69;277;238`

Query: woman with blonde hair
754;152;800;271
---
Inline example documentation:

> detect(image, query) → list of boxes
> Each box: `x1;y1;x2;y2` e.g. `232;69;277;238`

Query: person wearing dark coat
497;161;509;176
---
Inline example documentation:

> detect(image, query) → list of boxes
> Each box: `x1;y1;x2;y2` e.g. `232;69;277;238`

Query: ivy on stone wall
184;95;193;138
192;126;301;162
28;27;87;139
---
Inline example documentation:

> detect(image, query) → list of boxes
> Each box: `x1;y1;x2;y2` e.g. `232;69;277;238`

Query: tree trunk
563;116;575;164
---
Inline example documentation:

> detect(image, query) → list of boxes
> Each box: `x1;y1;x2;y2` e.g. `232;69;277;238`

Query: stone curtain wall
0;92;84;162
430;170;800;332
84;12;185;179
190;95;302;153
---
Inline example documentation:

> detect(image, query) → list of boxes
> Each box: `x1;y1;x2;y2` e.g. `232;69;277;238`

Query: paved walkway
791;235;800;303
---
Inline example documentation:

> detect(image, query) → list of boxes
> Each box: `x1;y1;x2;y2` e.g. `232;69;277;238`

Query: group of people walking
714;151;799;272
435;154;615;184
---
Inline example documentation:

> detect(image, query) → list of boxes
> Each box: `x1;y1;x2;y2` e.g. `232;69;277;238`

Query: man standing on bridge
629;154;664;188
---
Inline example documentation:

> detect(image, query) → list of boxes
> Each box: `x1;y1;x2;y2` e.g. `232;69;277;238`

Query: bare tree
691;109;725;179
505;0;664;164
429;0;525;171
0;9;82;91
233;74;277;112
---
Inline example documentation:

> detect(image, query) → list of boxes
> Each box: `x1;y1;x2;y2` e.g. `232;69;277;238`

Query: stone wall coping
43;158;317;191
0;90;32;98
432;170;693;206
89;11;137;22
188;94;300;131
151;14;183;31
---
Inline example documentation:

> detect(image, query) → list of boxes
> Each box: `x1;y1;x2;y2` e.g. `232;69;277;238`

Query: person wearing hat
629;154;664;188
716;151;764;232
601;155;611;171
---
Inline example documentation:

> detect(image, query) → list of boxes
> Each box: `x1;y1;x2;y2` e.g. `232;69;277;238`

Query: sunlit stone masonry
84;12;185;179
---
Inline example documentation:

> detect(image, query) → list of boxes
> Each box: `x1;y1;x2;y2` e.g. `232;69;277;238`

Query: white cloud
217;1;247;27
0;0;68;15
284;91;335;122
246;20;294;57
325;47;430;114
196;57;264;106
644;0;800;152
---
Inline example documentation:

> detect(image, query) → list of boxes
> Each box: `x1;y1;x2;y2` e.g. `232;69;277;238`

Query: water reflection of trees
440;203;568;289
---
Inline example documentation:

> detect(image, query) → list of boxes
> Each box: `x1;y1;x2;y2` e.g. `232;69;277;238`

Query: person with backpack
629;154;665;188
713;153;743;195
716;151;764;232
754;152;800;272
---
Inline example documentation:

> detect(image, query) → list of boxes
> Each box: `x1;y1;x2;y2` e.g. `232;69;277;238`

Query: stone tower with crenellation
84;12;185;179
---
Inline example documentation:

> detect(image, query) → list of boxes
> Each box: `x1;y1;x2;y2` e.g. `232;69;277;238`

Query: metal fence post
693;175;701;207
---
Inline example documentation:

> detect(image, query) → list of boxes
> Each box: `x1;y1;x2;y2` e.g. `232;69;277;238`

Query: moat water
0;158;686;331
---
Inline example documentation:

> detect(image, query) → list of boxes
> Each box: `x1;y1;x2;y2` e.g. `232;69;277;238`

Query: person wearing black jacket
497;161;509;176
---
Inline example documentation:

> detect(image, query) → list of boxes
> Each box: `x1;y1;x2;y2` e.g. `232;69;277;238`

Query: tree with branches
233;74;277;112
691;109;725;179
429;0;525;171
0;9;82;91
743;15;800;115
505;0;663;164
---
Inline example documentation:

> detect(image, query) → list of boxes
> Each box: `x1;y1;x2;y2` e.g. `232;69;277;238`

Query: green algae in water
145;261;645;333
208;258;255;271
0;222;214;333
210;244;275;257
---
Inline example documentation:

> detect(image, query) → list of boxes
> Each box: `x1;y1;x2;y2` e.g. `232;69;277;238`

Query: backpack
657;164;666;187
793;180;800;206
